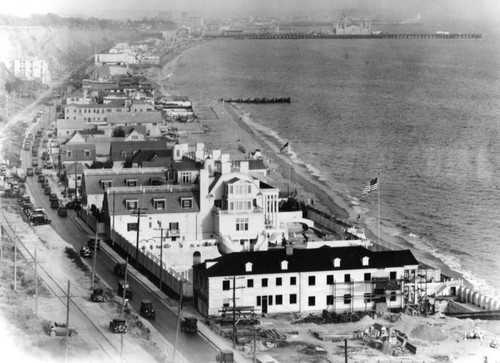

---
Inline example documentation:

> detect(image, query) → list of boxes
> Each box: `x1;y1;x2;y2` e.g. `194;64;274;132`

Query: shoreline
160;43;479;295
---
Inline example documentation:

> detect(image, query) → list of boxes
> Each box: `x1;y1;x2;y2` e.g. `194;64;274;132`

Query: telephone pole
130;207;147;267
224;276;245;349
153;222;167;291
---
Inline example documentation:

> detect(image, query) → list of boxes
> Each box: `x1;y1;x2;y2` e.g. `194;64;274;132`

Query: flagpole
377;173;381;244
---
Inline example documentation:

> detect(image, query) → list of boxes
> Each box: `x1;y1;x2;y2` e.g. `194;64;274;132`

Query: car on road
80;246;92;258
140;300;155;319
114;262;127;276
26;168;34;176
34;167;42;175
44;186;51;195
49;193;58;202
109;318;127;334
37;174;45;183
45;322;77;337
57;205;68;217
66;200;82;211
32;158;39;167
42;179;49;188
181;316;198;334
117;280;132;300
87;237;101;250
90;288;106;302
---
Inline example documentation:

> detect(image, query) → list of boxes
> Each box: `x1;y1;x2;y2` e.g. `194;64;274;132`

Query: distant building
5;57;51;85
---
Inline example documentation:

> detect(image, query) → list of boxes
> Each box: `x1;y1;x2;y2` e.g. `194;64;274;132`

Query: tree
112;127;125;137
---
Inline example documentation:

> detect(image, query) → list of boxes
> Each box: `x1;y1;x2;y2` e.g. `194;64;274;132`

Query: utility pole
65;280;70;363
154;221;166;291
225;276;245;349
91;226;98;289
13;227;17;291
173;279;184;363
111;190;116;247
34;249;38;318
130;207;147;267
120;258;129;317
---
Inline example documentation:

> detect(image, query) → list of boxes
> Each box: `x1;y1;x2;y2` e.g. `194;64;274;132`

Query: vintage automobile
90;288;106;302
181;316;198;334
80;246;92;258
45;322;77;337
117;280;132;300
109;318;127;334
140;300;155;319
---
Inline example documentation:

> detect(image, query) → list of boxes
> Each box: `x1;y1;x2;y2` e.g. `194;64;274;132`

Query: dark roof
171;157;203;171
247;159;267;170
79;129;105;135
129;149;173;164
110;140;168;161
102;185;200;215
195;246;419;277
83;169;167;196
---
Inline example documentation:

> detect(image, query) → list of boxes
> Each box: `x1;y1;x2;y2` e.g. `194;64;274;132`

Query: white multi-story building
5;57;51;85
193;245;420;316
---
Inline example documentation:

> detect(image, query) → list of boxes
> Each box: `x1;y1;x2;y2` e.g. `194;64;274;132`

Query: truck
117;280;132;300
180;316;198;334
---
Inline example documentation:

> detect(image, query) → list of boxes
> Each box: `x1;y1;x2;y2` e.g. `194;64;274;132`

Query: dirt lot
0;201;173;363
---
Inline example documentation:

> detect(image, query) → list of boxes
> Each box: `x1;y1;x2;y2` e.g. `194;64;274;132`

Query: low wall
455;285;500;311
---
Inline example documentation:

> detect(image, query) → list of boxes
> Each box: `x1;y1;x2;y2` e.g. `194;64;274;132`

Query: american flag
362;177;378;195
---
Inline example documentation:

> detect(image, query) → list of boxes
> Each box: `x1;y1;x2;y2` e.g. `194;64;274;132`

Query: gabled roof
195;246;419;277
103;185;200;216
129;149;173;164
106;111;162;124
248;159;267;170
65;162;85;174
110;140;168;161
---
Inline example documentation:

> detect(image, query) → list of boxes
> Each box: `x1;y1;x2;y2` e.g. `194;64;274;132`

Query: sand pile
410;324;448;342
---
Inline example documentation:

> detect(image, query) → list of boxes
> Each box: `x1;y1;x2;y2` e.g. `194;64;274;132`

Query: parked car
45;322;77;337
66;200;82;211
26;168;34;176
90;288;106;302
32;158;39;167
140;300;155;319
109;318;127;334
87;237;101;250
44;186;51;195
80;246;92;258
37;174;45;183
34;167;42;175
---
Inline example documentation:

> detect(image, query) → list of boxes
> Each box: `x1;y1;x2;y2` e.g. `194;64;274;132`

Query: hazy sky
1;0;499;28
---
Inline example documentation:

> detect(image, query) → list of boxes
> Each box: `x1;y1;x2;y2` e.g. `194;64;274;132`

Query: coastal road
19;126;219;363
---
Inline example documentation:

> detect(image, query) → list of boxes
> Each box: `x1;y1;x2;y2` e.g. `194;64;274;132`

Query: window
308;296;315;306
222;280;230;291
290;276;297;285
214;199;222;208
66;151;72;157
364;273;371;282
153;199;166;210
235;218;249;231
247;279;254;288
261;278;268;287
256;296;261;306
308;276;316;286
290;294;297;304
344;294;352;305
390;271;397;280
179;172;191;183
364;293;372;303
169;222;179;231
125;200;138;210
229;201;252;211
223;299;229;308
126;179;138;187
276;295;283;305
101;180;112;189
390;292;397;302
344;274;351;283
276;277;282;286
84;150;90;157
127;223;138;231
181;198;193;209
327;275;334;285
268;296;273;306
326;295;334;305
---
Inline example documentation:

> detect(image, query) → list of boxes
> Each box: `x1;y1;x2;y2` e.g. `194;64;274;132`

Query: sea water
172;38;500;299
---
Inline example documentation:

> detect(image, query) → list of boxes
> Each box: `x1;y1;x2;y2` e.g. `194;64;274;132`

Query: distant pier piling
220;97;291;104
206;33;482;40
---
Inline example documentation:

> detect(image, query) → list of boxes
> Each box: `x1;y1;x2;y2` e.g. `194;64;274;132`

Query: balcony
212;207;263;215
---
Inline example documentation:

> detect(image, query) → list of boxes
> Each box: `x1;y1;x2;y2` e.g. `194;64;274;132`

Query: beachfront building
109;140;168;168
5;57;51;85
193;246;420;317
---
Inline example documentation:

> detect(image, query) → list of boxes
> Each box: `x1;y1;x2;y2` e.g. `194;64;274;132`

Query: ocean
171;38;500;299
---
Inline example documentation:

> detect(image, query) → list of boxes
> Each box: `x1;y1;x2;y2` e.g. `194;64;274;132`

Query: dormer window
153;198;166;210
125;199;138;210
121;151;127;158
281;260;288;270
333;258;341;268
126;179;138;187
180;197;193;209
101;180;112;189
362;256;370;266
245;262;253;272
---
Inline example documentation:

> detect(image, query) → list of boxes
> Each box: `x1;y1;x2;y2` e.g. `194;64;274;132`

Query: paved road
20;115;219;363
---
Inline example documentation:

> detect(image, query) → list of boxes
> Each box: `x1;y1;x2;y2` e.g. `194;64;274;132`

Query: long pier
205;33;481;40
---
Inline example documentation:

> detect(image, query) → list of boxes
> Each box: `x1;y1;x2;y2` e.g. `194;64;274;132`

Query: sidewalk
73;216;250;363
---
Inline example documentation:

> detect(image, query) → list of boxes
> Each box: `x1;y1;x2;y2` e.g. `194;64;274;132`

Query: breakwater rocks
220;97;291;104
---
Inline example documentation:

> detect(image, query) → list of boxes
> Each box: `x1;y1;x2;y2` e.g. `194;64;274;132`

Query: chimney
239;160;249;174
286;246;293;256
221;161;230;175
212;149;221;160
